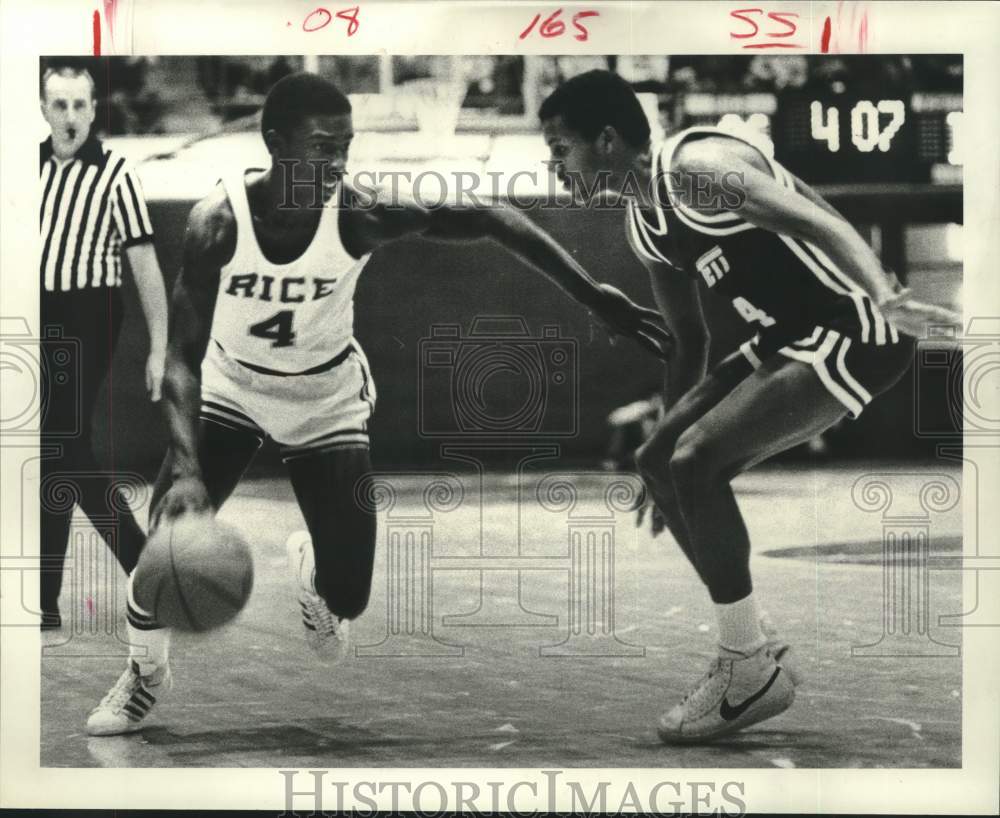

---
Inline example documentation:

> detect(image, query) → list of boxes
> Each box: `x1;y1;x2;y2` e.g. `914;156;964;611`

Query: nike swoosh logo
719;667;782;721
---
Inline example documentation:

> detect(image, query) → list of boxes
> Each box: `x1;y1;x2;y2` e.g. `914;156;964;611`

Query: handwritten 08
303;5;360;36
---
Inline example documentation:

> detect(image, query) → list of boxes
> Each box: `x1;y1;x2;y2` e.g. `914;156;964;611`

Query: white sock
715;593;766;654
290;531;317;593
126;573;171;676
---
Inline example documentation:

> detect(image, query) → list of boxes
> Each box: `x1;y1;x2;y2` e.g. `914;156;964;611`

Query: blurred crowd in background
43;54;963;138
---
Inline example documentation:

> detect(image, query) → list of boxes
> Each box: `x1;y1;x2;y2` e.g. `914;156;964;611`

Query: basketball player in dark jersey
85;72;672;736
539;70;959;743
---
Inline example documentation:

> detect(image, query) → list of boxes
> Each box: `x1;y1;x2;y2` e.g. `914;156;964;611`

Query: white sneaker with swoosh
657;643;795;744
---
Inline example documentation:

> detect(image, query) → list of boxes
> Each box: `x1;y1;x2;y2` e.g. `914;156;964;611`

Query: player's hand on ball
877;288;962;338
592;283;674;360
152;476;212;530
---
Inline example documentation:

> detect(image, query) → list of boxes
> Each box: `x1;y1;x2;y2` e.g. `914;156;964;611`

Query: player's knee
634;439;660;479
669;430;714;490
635;429;679;481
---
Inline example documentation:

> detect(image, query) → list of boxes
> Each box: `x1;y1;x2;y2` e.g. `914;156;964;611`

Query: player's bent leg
669;355;848;604
634;350;754;581
285;446;377;662
87;419;264;737
657;356;848;743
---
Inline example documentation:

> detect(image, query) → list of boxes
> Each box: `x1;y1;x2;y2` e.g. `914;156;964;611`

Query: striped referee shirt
39;136;154;292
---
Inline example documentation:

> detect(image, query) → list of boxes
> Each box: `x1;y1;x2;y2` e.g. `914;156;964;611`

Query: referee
39;63;168;630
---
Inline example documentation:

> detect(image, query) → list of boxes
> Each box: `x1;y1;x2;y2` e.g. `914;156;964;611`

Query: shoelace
99;667;141;710
303;594;339;638
681;657;724;705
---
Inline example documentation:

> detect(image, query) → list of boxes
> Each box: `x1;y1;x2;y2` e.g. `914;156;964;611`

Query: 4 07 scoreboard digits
680;90;962;185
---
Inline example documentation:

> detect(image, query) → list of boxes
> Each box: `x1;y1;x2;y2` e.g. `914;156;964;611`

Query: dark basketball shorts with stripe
739;323;915;419
198;338;376;460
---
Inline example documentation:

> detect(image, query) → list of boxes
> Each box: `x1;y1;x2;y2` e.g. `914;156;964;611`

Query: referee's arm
112;165;168;401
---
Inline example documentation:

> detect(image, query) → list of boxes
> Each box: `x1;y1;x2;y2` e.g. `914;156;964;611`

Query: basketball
133;512;254;632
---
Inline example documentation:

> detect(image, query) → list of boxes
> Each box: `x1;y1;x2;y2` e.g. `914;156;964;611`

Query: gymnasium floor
40;462;963;768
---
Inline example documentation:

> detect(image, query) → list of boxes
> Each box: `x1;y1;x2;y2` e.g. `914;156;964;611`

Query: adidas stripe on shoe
86;661;172;736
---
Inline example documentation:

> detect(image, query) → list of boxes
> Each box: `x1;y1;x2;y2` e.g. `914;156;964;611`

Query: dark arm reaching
673;142;960;336
153;190;232;523
349;189;673;359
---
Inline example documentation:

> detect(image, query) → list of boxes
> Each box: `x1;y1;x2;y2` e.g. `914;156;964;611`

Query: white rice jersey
211;169;370;372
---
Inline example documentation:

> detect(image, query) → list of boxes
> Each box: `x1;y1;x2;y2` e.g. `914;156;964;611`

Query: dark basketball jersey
625;126;899;350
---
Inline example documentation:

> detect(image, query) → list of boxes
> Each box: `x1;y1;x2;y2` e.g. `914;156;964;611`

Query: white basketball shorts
199;338;376;460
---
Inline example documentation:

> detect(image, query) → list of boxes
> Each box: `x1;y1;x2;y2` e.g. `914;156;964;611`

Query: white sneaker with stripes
85;660;172;736
286;531;350;663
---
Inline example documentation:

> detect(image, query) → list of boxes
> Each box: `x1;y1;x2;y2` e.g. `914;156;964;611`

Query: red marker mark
92;10;101;55
766;11;798;37
730;7;802;49
302;6;359;35
820;3;869;54
303;7;332;32
86;596;94;616
729;8;762;38
335;5;360;36
519;8;598;41
103;0;117;46
571;9;599;40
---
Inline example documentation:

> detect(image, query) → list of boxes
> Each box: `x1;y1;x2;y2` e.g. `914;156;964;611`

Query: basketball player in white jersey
538;70;959;743
85;72;672;735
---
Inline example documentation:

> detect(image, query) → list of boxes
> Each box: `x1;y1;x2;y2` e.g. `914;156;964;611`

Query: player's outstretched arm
674;144;960;337
351;189;673;359
675;143;896;305
154;191;230;525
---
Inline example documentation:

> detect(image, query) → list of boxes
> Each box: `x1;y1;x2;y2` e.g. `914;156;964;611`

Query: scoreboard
680;90;963;185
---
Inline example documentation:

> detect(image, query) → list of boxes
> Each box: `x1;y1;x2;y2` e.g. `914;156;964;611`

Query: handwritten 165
519;9;600;41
